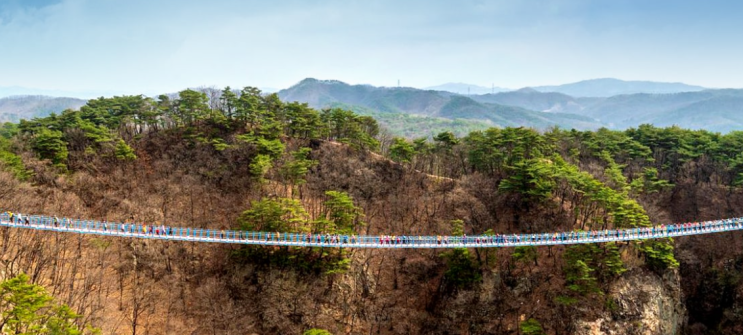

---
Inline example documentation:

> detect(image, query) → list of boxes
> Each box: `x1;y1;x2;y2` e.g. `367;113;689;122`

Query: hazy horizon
2;0;742;96
0;76;722;100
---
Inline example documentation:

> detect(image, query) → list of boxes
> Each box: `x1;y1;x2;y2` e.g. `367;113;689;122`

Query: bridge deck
1;213;740;248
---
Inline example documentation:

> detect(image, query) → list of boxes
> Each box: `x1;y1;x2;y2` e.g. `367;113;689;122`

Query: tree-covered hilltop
3;86;743;333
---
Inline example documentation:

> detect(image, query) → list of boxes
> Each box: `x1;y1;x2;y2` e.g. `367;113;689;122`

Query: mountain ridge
424;82;509;95
278;78;603;132
0;95;87;123
532;78;707;97
280;78;743;133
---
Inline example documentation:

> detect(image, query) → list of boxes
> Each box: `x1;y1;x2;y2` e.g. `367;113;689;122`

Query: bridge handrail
0;212;741;248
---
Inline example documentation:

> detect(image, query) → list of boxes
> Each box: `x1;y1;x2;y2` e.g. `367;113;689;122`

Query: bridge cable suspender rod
0;213;741;249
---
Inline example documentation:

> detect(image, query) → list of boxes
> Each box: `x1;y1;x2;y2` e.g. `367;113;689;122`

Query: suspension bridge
0;212;741;249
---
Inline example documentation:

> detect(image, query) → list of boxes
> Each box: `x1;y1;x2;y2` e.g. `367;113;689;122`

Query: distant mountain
0;86;129;99
469;88;743;132
0;95;87;122
572;89;743;132
259;87;280;93
279;78;743;134
470;88;586;114
7;79;739;136
424;83;509;95
533;78;707;97
651;95;743;132
278;78;603;131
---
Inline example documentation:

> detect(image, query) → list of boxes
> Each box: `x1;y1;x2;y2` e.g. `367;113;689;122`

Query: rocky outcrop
575;269;686;335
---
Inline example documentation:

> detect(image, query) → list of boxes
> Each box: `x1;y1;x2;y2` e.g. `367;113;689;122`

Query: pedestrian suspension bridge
1;212;741;249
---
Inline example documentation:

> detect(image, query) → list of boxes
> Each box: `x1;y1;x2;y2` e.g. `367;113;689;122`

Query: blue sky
1;0;742;96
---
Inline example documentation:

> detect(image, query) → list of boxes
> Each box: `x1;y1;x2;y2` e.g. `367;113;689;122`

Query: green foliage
0;137;30;180
238;198;310;233
0;122;19;139
281;147;317;186
79;95;156;129
78;119;114;144
554;295;578;306
31;128;68;166
449;219;464;236
441;248;482;290
640;167;674;193
512;246;538;266
465;127;547;175
565;257;599;295
219;86;238;119
604;242;627;277
459;126;681;274
256;138;284;159
303;329;333;335
234;195;359;276
321;108;379;150
177;89;211;124
322;191;364;235
114;139;137;161
552;156;651;229
599;150;629;192
605;297;619;311
434;131;459;147
9;89;382;191
249;154;273;181
324;257;352;275
0;273;97;334
440;220;480;290
284;102;322;139
499;158;555;202
235;133;285;158
389;137;415;163
638;238;680;271
564;245;601;295
520;318;545;335
564;242;626;296
235;86;263;125
0;151;29;180
554;153;678;270
207;138;230;151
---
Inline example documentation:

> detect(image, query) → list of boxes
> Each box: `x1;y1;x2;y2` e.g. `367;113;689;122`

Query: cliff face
575;269;686;335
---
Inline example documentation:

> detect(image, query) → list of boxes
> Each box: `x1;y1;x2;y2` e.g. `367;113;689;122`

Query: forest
1;86;743;334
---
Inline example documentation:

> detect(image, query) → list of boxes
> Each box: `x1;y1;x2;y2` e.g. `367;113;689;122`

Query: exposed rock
575;269;686;335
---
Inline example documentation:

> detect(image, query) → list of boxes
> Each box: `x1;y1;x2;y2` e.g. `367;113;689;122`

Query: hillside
4;89;743;333
651;95;743;132
329;102;495;138
576;89;743;131
278;78;603;132
470;88;585;114
533;78;707;97
0;95;87;122
278;78;452;114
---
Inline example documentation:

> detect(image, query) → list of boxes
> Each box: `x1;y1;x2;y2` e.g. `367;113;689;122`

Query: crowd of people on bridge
2;211;743;247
